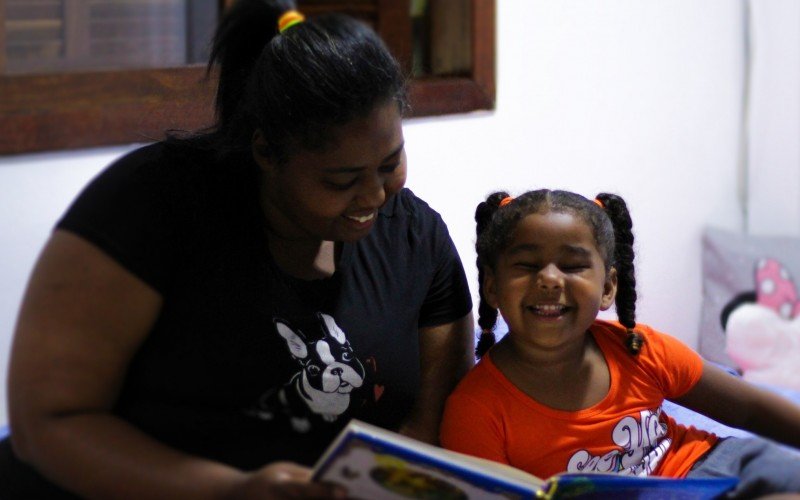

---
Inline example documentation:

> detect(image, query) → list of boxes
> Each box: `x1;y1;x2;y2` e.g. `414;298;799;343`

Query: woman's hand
225;462;347;499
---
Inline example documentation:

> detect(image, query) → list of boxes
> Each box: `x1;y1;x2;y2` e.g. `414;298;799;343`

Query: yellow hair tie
278;10;305;33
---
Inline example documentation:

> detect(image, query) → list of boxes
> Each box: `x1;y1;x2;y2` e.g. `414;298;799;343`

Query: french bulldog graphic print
251;313;366;433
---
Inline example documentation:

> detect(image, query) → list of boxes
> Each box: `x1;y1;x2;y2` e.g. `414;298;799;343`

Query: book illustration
313;420;738;499
314;421;535;499
316;437;527;499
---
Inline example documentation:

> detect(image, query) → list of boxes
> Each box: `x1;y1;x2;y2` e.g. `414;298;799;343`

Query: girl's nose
537;264;564;289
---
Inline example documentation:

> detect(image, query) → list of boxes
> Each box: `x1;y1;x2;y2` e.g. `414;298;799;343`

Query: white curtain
745;0;800;236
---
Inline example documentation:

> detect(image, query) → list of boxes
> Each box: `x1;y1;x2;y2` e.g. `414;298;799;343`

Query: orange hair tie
594;198;604;208
499;196;514;207
278;10;305;33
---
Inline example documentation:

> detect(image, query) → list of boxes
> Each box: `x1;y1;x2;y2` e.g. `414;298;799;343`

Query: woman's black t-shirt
41;141;471;470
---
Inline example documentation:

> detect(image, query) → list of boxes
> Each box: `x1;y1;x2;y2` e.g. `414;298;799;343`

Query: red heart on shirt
374;384;385;401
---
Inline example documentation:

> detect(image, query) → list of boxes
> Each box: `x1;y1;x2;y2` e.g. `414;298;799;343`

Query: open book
312;419;738;499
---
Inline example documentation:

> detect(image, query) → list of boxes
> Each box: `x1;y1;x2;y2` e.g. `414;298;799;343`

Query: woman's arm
8;231;341;500
672;361;800;449
398;312;474;445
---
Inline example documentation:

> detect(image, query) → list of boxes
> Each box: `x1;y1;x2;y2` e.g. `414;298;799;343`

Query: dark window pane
3;0;217;76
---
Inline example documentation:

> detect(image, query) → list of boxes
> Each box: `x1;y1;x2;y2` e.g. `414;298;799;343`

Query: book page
313;420;543;499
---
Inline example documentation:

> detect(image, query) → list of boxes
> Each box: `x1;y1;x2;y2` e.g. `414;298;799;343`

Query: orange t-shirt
440;320;718;479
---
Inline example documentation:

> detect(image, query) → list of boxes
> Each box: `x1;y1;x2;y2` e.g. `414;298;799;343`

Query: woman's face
256;101;407;243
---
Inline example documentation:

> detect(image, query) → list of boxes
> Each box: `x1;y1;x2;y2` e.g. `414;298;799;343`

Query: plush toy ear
720;291;757;331
275;320;308;359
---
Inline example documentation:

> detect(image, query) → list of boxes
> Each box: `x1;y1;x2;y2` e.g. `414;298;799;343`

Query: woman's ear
600;267;618;311
251;129;274;172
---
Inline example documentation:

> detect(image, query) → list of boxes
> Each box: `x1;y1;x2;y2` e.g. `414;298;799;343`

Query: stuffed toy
722;258;800;390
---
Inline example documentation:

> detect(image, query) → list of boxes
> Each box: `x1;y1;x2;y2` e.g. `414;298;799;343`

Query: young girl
440;190;800;498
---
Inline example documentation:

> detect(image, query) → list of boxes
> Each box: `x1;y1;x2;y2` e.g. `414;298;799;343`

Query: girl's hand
225;462;347;499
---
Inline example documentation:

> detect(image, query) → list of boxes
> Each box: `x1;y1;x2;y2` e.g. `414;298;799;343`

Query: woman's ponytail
209;0;296;129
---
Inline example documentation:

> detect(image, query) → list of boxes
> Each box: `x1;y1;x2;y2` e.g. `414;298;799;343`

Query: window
0;0;495;155
3;0;215;75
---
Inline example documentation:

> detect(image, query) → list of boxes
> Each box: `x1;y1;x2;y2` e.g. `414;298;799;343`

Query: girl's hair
191;0;407;162
474;189;642;358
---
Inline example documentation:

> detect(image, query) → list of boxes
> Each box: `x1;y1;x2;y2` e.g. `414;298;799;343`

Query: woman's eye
379;162;400;174
325;178;358;191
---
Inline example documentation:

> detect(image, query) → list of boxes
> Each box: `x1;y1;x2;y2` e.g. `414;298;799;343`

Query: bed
664;380;800;439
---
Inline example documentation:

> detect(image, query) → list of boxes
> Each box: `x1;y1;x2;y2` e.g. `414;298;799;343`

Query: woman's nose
358;173;386;207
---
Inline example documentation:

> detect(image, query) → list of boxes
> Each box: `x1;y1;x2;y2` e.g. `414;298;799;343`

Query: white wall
406;0;746;336
0;1;756;427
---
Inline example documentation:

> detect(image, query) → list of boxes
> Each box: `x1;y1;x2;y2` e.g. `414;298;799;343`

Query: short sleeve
55;143;189;292
417;213;472;328
638;324;705;399
440;392;510;465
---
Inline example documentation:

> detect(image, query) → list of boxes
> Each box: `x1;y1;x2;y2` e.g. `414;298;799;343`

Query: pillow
699;227;800;390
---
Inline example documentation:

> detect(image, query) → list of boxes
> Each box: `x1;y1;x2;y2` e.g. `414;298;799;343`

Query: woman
1;1;474;498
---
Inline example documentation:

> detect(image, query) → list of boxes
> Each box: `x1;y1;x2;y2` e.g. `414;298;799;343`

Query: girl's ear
483;266;499;310
600;267;618;311
252;129;275;173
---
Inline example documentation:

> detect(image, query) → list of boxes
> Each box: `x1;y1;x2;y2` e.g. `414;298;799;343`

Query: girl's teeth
533;305;565;314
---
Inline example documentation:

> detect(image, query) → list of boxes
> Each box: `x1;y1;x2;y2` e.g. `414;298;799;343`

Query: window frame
0;0;495;156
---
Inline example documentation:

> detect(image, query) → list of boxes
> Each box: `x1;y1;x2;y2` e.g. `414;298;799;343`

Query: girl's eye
562;264;590;273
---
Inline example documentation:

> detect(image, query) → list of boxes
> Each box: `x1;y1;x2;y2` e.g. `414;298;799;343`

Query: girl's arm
398;313;475;445
8;231;341;500
672;361;800;449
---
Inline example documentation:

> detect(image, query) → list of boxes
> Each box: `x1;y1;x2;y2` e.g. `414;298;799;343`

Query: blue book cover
312;420;738;499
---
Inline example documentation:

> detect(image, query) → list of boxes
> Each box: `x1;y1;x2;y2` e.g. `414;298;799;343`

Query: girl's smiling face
484;210;617;349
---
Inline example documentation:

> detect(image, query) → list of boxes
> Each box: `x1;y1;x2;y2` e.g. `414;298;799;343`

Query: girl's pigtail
474;192;509;358
209;0;296;129
596;193;643;355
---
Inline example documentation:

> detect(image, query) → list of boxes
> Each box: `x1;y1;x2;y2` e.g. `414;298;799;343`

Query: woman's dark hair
474;189;643;358
197;0;407;163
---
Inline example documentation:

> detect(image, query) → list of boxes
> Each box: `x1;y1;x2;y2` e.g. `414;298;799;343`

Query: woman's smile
343;211;377;231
